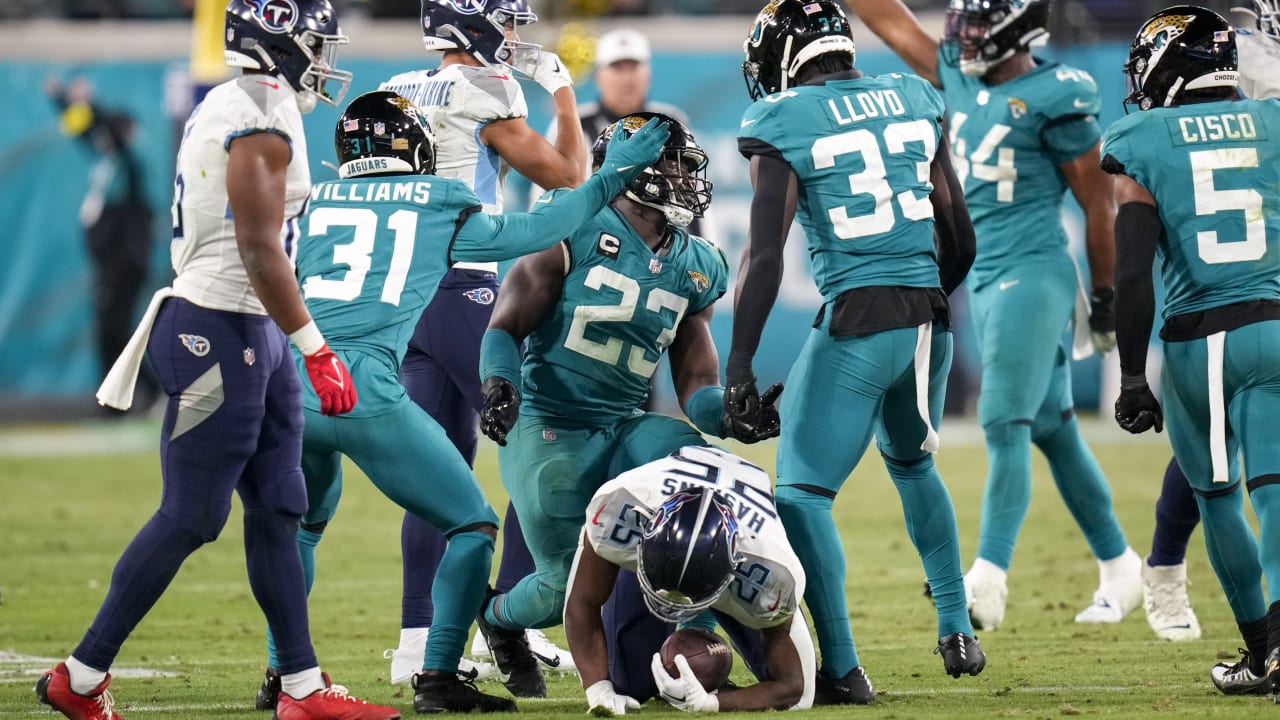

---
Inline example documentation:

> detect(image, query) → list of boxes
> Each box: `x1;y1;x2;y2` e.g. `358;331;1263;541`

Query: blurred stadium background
0;0;1253;424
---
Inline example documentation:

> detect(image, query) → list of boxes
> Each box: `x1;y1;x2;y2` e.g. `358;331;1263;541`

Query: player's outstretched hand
721;379;782;444
599;117;670;183
480;376;521;446
585;680;641;717
530;51;574;95
303;345;358;416
651;654;719;713
1115;378;1162;434
1089;287;1117;355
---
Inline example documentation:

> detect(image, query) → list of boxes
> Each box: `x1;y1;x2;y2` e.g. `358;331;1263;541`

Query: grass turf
0;422;1266;718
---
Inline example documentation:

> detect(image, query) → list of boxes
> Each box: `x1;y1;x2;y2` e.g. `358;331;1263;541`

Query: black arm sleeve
1113;201;1161;377
726;152;795;386
931;138;975;295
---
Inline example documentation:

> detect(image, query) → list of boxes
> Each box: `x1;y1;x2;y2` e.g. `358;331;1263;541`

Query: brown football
659;628;733;692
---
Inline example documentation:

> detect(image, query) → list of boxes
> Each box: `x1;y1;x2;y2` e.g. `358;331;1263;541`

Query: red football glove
303;345;357;416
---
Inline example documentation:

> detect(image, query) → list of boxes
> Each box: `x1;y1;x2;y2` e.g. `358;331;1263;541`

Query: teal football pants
488;412;706;630
266;394;499;674
969;257;1126;571
1161;321;1280;619
775;320;969;680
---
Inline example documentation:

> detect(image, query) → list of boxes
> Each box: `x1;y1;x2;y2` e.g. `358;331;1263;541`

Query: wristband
480;329;522;384
288;320;326;356
685;385;727;438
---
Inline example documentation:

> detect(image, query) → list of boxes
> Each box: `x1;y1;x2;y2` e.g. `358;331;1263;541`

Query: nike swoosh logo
998;280;1020;291
766;593;781;612
615;165;636;173
741;118;758;127
323;356;345;390
257;81;280;90
1074;98;1091;108
531;650;561;668
591;504;606;526
666;692;686;703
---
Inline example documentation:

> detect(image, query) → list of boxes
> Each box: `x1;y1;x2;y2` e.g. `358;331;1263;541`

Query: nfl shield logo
648;257;662;274
373;121;385;135
243;347;256;366
542;429;557;442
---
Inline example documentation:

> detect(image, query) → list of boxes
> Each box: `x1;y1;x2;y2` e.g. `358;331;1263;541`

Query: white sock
1099;547;1140;584
399;627;428;649
967;557;1008;584
65;656;108;696
281;667;325;700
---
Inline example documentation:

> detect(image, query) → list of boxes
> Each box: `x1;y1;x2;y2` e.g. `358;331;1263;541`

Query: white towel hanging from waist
1070;261;1095;361
97;287;175;410
1205;331;1230;484
913;322;941;453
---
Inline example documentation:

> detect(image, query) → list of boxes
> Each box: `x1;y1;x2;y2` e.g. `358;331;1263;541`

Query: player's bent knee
299;519;328;535
446;520;499;540
775;484;836;515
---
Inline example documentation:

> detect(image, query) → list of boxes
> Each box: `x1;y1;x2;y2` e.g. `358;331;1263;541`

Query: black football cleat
1267;647;1280;703
412;670;517;714
1210;649;1269;695
255;667;280;710
476;588;545;698
935;633;986;678
813;666;875;705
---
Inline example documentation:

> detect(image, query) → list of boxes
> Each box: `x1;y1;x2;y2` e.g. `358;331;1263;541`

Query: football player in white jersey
36;2;400;719
373;0;585;698
564;446;817;714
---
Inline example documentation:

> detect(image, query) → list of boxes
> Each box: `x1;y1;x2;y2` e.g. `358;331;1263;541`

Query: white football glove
531;51;574;95
585;680;641;716
651;653;720;713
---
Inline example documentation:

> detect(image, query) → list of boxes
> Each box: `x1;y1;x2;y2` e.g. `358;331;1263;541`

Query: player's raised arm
483;51;587;189
929;132;975;295
563;533;637;715
843;0;940;84
451;118;670;263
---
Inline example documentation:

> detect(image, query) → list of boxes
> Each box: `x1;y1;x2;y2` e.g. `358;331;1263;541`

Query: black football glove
1115;377;1162;434
721;378;783;444
480;376;521;446
1089;287;1117;355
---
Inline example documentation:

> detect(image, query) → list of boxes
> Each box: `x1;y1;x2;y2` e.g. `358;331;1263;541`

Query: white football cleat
386;628;496;685
471;627;576;673
1074;547;1143;624
1142;560;1201;641
965;558;1009;631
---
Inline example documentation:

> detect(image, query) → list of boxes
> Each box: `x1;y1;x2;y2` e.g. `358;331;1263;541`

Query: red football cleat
34;663;122;720
274;674;400;720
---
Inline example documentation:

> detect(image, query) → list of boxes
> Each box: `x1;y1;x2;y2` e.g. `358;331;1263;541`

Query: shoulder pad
1043;64;1101;117
460;69;528;121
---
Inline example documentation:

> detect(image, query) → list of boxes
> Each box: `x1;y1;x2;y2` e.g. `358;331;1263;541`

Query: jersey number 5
812;119;937;239
564;264;689;378
301;207;419;307
1190;147;1267;265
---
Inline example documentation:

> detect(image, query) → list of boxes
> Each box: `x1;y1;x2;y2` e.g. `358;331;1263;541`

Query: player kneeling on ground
565;446;817;714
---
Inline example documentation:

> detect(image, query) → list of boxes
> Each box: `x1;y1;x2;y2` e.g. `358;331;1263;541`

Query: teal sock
776;484;860;677
885;455;971;637
425;531;494;672
266;527;323;670
1035;418;1127;561
1247;483;1280;607
977;421;1032;570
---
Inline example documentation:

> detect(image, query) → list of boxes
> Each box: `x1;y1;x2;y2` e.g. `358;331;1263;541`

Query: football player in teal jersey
258;90;669;714
728;0;983;703
848;0;1142;631
474;111;785;698
1103;5;1280;698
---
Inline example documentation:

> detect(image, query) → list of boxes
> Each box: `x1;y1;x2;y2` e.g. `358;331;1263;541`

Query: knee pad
300;519;328;535
776;484;835;519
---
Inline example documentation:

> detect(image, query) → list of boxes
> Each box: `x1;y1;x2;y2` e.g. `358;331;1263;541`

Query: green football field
0;419;1267;718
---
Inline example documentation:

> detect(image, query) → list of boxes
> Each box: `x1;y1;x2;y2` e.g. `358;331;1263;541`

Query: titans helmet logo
247;0;299;33
448;0;487;15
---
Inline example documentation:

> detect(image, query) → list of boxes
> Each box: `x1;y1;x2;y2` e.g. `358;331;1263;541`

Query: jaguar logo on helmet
246;0;299;33
1137;13;1197;48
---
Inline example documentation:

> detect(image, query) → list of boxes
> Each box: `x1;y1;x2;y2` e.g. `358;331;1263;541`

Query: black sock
1267;601;1280;664
1239;616;1269;675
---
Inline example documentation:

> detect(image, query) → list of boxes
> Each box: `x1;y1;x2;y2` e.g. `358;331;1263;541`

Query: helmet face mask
224;0;352;114
334;91;437;179
636;488;744;624
420;0;541;72
742;0;856;101
1123;5;1238;111
943;0;1050;78
592;112;713;228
